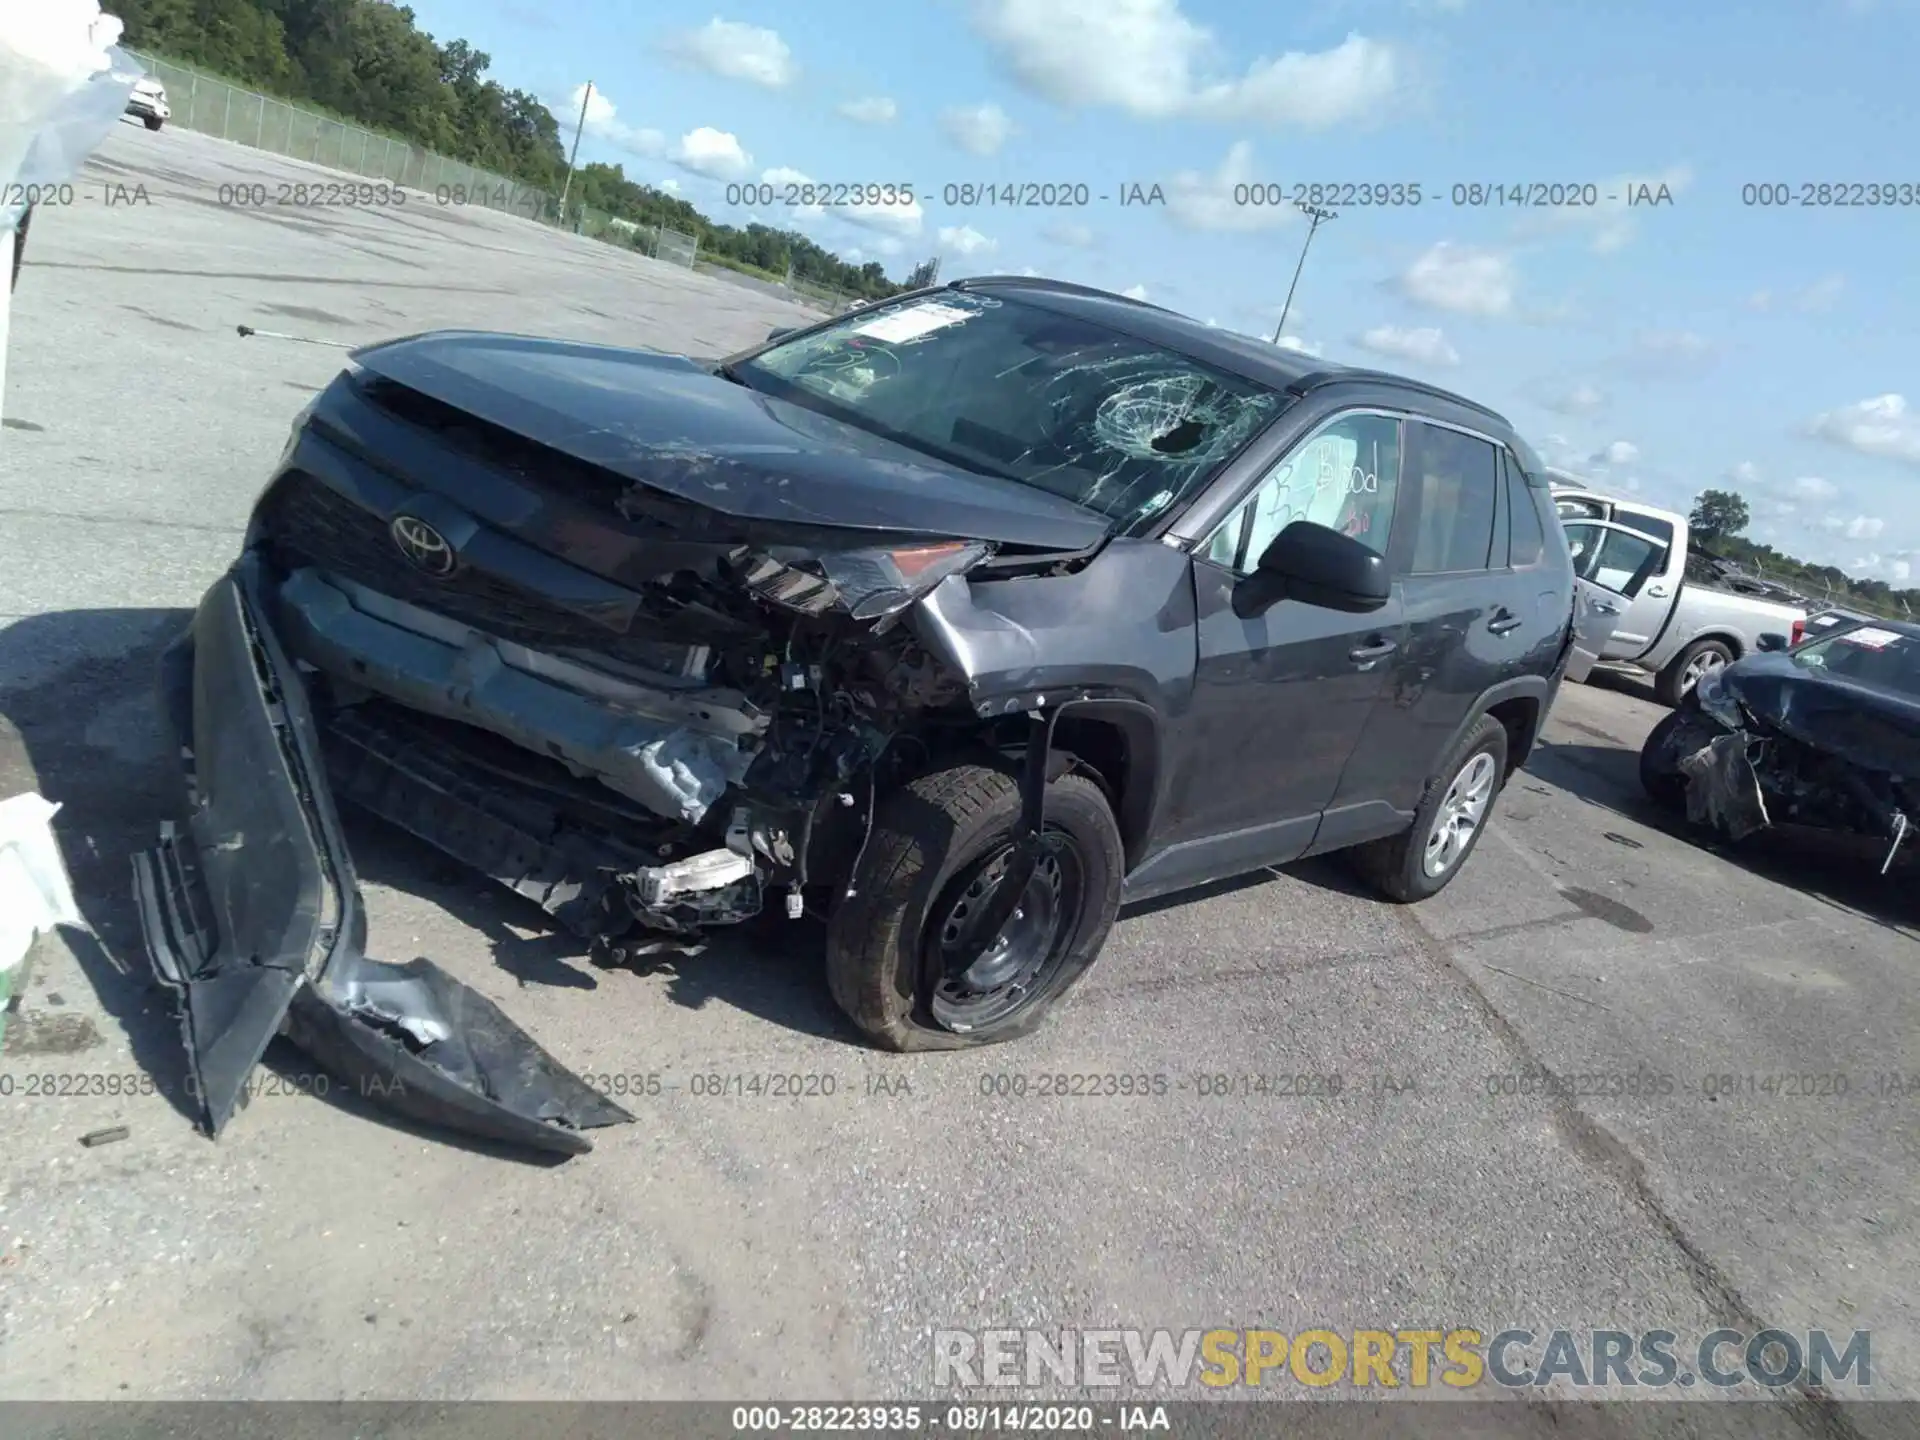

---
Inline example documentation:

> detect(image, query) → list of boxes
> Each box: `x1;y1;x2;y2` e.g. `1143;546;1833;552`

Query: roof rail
950;275;1169;310
1284;366;1507;423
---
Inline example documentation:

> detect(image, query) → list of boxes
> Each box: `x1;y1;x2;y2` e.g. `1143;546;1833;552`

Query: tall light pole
1273;202;1337;344
557;81;593;221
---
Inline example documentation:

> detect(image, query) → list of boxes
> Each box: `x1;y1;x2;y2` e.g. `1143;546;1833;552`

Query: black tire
1654;637;1734;708
1639;710;1690;810
144;116;164;132
826;763;1123;1051
1350;714;1509;903
1639;705;1726;814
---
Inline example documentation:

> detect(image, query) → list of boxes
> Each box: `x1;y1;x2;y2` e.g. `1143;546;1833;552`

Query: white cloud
1517;165;1692;254
1276;335;1323;356
1754;275;1845;314
1043;220;1097;247
1614;329;1714;378
553;84;664;157
1592;440;1640;465
1727;460;1761;485
973;0;1399;128
1844;515;1886;540
938;224;998;256
1355;324;1458;366
1810;394;1920;465
662;18;797;88
1121;283;1150;300
1789;475;1838;501
940;103;1016;155
836;193;926;238
1395;243;1515;317
760;166;823;215
1542;382;1605;416
1166;141;1297;232
1797;274;1846;312
837;96;897;124
659;178;680;194
1189;34;1400;129
670;127;753;179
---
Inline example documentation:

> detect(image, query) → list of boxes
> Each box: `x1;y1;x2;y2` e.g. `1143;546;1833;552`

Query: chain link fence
124;52;863;314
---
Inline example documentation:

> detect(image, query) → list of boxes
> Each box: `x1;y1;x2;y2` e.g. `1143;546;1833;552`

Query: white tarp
0;792;84;980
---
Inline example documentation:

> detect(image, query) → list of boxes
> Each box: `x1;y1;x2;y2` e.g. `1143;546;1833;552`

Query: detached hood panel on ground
347;331;1111;554
1724;654;1920;778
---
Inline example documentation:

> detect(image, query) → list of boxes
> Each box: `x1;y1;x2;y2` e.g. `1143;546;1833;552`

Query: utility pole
557;81;592;221
1273;202;1337;344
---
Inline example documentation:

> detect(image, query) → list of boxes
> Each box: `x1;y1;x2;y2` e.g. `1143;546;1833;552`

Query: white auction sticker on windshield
1839;626;1901;649
849;302;974;344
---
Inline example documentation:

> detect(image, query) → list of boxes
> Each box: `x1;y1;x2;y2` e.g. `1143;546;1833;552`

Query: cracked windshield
2;0;1916;1433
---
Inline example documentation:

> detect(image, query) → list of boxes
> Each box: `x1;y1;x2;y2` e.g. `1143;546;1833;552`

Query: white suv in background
126;75;170;131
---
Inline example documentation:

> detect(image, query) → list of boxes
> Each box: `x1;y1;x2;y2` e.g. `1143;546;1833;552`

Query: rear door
1334;419;1511;817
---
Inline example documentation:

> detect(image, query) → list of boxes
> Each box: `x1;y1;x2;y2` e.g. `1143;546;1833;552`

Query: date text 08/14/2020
716;181;1685;210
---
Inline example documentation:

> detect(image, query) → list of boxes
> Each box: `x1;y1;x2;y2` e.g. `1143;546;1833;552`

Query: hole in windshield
740;294;1282;534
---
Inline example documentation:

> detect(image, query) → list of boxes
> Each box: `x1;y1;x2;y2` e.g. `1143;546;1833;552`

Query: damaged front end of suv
131;288;1272;1154
1639;624;1920;874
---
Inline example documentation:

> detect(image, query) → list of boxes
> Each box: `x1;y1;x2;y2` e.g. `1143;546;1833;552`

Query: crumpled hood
1724;653;1920;778
347;330;1111;553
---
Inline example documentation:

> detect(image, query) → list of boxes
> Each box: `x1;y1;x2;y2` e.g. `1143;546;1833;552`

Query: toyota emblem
390;515;456;576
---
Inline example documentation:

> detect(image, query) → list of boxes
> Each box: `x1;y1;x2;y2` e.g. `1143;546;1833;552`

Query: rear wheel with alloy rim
1350;713;1511;903
827;764;1123;1050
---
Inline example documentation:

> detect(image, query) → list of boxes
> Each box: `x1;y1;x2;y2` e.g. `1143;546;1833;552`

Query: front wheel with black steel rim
826;763;1123;1051
1350;713;1510;903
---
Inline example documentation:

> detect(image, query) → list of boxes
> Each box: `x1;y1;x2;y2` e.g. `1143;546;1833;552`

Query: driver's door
1136;411;1412;897
1562;520;1665;679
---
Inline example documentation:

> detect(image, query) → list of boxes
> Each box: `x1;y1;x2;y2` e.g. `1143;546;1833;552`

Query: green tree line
1689;488;1916;617
113;0;910;302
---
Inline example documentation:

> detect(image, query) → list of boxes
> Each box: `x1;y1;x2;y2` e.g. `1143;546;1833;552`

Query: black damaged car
134;277;1591;1154
1640;615;1920;871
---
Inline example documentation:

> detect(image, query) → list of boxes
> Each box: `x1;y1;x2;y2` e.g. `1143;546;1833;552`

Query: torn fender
131;561;631;1155
1676;729;1771;841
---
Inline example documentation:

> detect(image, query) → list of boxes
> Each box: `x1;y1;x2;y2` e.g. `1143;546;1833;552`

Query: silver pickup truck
1551;483;1807;706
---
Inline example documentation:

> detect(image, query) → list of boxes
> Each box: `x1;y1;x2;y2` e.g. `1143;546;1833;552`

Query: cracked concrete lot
0;124;1916;1438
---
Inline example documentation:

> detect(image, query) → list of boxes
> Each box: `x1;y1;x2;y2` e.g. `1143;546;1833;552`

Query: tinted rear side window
1506;456;1547;567
1410;424;1500;574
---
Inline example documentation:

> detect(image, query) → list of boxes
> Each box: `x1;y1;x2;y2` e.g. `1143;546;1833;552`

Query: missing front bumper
131;561;633;1155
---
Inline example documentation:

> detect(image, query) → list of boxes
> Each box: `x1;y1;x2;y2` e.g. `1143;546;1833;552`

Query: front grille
258;472;680;665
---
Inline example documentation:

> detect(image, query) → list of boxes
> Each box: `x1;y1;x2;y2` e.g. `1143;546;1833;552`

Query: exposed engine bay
256;499;1012;953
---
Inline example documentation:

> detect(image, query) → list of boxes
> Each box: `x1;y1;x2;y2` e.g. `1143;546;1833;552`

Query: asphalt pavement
0;122;1916;1434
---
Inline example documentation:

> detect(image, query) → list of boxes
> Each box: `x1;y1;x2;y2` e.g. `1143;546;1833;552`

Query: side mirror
1756;631;1789;653
765;326;797;343
1237;521;1391;617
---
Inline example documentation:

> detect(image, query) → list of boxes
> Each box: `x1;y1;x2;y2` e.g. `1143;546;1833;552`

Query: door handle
1645;582;1670;598
1591;599;1620;616
1349;638;1398;662
1487;610;1524;635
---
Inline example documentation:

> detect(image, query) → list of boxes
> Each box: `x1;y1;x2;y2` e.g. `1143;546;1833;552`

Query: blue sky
406;0;1920;588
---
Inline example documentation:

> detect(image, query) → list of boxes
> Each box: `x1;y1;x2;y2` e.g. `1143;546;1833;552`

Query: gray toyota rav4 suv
136;277;1587;1153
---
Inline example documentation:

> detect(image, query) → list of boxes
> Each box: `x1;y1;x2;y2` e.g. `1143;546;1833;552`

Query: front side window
1565;521;1664;595
1410;424;1500;574
1201;412;1402;573
737;292;1284;534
